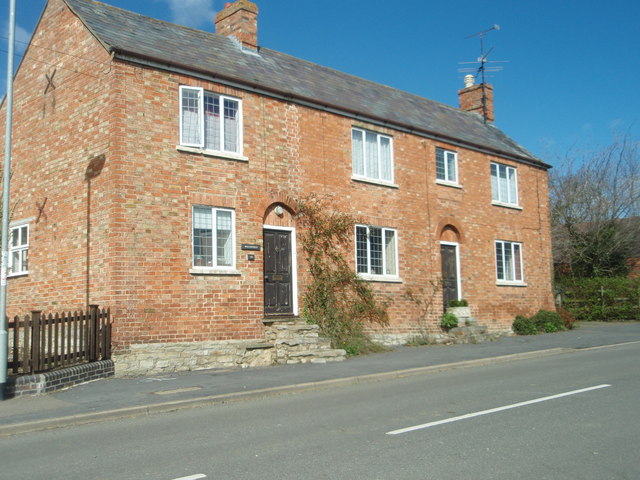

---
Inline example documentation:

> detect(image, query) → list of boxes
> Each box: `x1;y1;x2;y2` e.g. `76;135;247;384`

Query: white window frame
351;128;394;185
495;240;525;285
355;224;399;281
8;222;29;277
436;147;458;185
179;86;243;155
491;162;519;207
191;206;237;273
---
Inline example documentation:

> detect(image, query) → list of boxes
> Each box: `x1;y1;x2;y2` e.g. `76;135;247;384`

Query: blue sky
1;0;639;164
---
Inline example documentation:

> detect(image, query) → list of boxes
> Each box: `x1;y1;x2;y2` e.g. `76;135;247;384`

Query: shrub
448;299;469;307
512;315;538;335
557;307;577;330
441;312;458;329
513;310;566;335
531;310;565;333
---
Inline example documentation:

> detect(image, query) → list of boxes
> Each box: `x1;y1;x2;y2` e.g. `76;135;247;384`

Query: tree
550;133;640;278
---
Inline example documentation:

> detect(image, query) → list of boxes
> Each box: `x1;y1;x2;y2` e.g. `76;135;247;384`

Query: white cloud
1;22;32;55
14;24;32;55
0;22;33;96
162;0;217;29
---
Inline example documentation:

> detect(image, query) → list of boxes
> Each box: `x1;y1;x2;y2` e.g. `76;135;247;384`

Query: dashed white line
386;384;611;435
171;475;206;480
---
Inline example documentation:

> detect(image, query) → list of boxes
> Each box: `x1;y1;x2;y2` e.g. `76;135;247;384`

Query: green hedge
556;277;640;322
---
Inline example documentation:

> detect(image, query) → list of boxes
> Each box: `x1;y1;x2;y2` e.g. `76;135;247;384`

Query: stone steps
263;317;346;364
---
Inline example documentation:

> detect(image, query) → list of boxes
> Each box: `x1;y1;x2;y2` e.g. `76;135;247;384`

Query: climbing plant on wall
296;195;388;355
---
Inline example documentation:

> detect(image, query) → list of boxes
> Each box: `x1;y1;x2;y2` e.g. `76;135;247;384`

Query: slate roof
62;0;547;167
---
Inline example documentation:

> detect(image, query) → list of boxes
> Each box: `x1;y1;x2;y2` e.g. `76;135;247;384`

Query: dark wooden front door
441;244;459;309
264;229;293;315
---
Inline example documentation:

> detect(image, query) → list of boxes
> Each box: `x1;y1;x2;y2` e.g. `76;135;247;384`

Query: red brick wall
1;0;554;349
0;0;113;317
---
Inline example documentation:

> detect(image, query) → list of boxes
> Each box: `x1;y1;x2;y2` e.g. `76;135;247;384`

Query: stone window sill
352;176;399;189
357;274;403;283
190;268;242;276
177;145;249;162
496;281;527;287
492;201;523;211
436;180;463;189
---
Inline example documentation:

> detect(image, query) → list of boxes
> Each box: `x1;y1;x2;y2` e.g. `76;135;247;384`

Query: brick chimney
215;0;259;50
458;74;494;123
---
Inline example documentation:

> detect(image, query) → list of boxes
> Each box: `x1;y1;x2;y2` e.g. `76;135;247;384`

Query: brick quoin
0;0;554;355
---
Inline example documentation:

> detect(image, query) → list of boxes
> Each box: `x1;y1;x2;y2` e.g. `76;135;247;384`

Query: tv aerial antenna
458;24;508;123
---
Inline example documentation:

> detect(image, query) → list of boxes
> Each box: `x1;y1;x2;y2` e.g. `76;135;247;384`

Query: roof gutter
113;50;550;170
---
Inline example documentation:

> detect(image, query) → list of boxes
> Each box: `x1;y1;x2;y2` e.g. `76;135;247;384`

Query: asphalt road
1;341;638;480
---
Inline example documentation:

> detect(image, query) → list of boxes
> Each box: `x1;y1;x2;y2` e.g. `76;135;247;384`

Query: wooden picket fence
7;305;111;375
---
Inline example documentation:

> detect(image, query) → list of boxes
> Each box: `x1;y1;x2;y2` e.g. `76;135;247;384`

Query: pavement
1;322;639;437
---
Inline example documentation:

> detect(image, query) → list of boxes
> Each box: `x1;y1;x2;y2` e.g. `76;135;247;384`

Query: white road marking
171;475;206;480
386;384;611;435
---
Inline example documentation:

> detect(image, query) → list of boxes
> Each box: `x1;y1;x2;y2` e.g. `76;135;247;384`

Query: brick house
1;0;555;373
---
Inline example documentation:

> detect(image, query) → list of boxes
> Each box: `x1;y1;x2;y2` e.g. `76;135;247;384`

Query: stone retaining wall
372;325;512;346
114;320;347;376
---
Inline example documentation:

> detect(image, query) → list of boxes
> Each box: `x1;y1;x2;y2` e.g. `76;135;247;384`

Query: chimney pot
464;74;475;88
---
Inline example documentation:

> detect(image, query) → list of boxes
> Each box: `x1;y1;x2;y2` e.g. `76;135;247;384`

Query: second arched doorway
437;222;463;310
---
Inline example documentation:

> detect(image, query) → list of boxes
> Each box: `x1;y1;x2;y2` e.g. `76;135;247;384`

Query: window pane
369;227;382;275
365;132;379;180
513;243;522;281
384;229;397;275
356;226;368;273
20;226;28;246
204;94;220;151
504;242;514;281
216;210;233;267
193;207;213;267
223;98;239;152
499;165;509;203
436;148;445;180
491;163;499;201
446;151;457;183
181;88;201;145
10;251;19;274
352;130;364;176
379;136;392;182
21;250;28;272
507;167;517;204
496;241;504;280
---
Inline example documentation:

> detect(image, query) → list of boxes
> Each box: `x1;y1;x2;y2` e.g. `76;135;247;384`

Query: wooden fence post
89;305;99;362
31;311;42;374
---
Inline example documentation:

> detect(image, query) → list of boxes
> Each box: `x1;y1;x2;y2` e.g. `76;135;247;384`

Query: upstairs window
436;147;458;184
491;162;518;206
9;224;29;276
495;240;523;283
192;206;235;269
180;86;242;154
355;225;398;277
352;128;393;183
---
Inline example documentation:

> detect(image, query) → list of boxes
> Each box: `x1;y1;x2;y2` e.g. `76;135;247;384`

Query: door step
263;318;346;364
